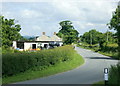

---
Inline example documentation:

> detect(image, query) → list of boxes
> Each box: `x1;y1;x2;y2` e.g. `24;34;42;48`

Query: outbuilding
13;32;63;51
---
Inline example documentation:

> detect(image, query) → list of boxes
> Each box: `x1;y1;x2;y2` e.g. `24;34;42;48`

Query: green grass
92;81;104;86
2;51;84;84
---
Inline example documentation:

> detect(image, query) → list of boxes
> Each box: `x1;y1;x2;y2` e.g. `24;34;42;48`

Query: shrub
2;46;74;77
101;43;118;53
108;63;120;85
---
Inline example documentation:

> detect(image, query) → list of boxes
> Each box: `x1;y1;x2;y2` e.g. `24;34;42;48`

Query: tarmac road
15;46;118;84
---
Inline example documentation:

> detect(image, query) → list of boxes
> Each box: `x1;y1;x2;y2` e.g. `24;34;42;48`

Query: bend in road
15;46;118;84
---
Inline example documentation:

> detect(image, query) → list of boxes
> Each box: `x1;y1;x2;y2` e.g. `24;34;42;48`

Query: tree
57;20;79;44
108;2;120;59
81;29;105;45
1;16;22;47
104;31;117;43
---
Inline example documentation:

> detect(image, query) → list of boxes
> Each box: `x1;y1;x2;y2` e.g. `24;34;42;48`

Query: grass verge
92;81;104;86
77;45;118;59
2;51;84;84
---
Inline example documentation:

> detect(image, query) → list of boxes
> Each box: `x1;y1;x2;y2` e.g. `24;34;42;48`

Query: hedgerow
108;63;120;85
77;43;119;59
2;46;74;77
101;43;118;53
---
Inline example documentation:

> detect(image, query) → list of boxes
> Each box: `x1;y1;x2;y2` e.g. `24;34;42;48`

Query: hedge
2;46;74;77
108;63;120;85
101;43;118;53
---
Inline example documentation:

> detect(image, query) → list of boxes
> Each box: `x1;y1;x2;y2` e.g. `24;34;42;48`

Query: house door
44;44;48;48
32;44;36;49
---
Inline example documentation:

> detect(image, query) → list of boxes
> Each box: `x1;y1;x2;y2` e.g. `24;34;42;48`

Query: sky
1;0;119;36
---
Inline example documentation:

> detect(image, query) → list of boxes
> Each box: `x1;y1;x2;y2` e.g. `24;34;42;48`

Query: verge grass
2;48;84;84
92;81;104;86
77;44;118;59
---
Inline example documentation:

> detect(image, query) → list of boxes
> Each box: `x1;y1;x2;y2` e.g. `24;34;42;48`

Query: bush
2;46;74;77
101;43;118;53
108;63;120;85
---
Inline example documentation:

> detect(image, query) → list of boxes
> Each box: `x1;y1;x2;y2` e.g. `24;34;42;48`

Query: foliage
100;43;118;52
2;46;76;77
57;20;79;44
81;29;105;45
2;46;20;53
108;3;120;59
3;50;84;84
77;43;119;59
81;29;117;46
19;36;29;41
108;63;120;85
1;16;22;47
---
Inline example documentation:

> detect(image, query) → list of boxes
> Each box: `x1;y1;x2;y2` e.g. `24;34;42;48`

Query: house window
32;44;36;49
17;42;24;49
44;44;48;48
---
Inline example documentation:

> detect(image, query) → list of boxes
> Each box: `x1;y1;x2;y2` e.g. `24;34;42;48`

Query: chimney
42;32;45;35
54;32;56;35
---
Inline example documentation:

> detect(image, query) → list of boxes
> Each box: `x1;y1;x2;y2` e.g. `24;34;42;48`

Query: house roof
50;35;62;41
36;32;62;42
36;35;51;41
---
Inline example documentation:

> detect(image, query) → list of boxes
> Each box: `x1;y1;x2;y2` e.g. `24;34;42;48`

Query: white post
104;68;109;86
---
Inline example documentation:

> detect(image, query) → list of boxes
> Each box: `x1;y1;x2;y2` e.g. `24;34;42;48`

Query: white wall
13;41;17;49
24;42;38;50
41;43;49;47
14;41;63;51
59;42;63;46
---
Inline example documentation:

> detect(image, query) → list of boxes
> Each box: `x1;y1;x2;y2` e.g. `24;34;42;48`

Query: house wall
13;41;17;49
59;42;63;46
24;42;38;50
41;43;49;47
13;41;63;51
49;41;63;46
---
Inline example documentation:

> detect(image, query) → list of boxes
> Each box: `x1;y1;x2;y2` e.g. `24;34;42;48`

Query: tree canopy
57;20;79;44
81;29;104;44
108;2;120;58
1;16;22;47
80;29;117;48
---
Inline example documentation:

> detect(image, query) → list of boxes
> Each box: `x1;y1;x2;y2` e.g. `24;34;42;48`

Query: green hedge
101;43;118;53
2;46;74;77
108;63;120;85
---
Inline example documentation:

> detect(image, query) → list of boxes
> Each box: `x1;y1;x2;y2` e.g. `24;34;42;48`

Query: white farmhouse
13;32;63;51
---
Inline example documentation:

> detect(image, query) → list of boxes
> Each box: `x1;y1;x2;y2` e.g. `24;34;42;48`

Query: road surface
15;46;118;84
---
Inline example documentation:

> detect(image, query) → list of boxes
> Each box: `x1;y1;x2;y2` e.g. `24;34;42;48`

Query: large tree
108;2;120;59
1;16;22;47
57;20;79;44
81;29;105;45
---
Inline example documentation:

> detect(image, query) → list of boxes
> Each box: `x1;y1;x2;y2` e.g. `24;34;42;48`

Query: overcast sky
1;0;119;36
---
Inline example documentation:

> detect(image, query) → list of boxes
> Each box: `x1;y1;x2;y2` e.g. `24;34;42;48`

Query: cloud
2;0;118;36
86;23;94;26
20;9;42;18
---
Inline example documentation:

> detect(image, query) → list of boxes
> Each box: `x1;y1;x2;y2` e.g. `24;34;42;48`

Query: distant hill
22;36;36;39
22;36;39;41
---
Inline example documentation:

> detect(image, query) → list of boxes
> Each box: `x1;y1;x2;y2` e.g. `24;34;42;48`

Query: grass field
2;50;84;84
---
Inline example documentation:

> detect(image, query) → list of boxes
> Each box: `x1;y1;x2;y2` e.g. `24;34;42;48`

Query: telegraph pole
90;33;92;46
106;29;108;43
106;30;109;44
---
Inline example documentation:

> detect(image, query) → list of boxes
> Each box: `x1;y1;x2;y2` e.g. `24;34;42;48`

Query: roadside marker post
104;68;109;86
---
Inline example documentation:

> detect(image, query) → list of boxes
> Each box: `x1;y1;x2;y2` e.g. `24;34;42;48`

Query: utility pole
106;29;109;46
90;33;92;46
106;30;108;43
